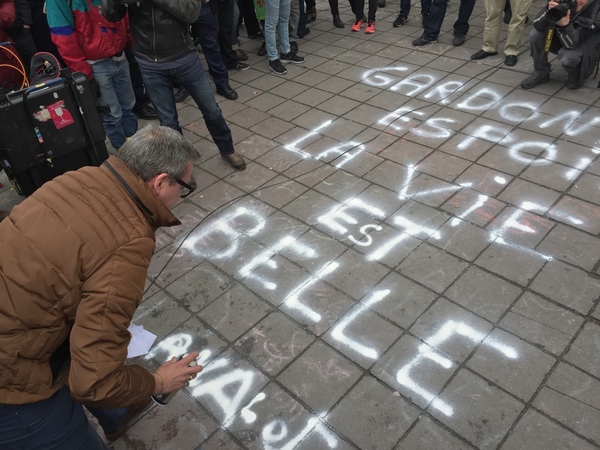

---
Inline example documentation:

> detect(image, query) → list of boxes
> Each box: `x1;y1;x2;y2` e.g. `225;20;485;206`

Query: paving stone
123;392;218;450
467;328;556;401
132;291;192;342
278;340;363;412
225;382;318;450
363;159;415;193
431;369;524;449
548;196;600;234
534;362;600;446
455;164;512;197
367;271;438;329
235;312;315;376
429;218;491;261
441;187;507;227
498;178;562;214
401;174;462;207
410;297;494;362
281;189;342;226
397;415;475;450
536;223;600;271
189;348;270;424
198;430;243;450
320;248;390;300
564;322;600;377
278;228;347;273
397;243;469;294
279;278;355;337
486;206;555;249
445;266;522;322
198;284;272;342
352;222;423;268
530;259;600;314
502;408;597;450
324;301;402;368
416;151;472;182
475;239;547;287
388;200;451;238
327;376;421;450
569;173;600;205
520;160;581;191
499;292;584;355
165;262;233;313
371;334;459;409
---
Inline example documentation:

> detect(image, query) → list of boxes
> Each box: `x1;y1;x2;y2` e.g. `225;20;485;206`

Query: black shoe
230;62;250;71
248;29;265;39
298;28;310;38
452;34;465;46
520;72;550;89
505;55;517;66
235;48;248;61
566;69;582;89
269;59;287;75
471;50;498;60
221;152;246;170
290;41;298;54
133;105;158;120
174;88;190;103
216;85;239;100
393;15;408;27
258;41;267;56
412;35;435;46
333;14;345;28
281;51;305;64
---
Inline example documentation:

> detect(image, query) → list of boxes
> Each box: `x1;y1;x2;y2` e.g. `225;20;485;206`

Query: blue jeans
192;6;230;90
399;0;431;17
423;0;474;39
92;57;138;149
0;386;126;449
265;0;292;60
139;54;234;154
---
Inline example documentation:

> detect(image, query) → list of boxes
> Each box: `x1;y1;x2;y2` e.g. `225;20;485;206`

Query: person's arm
101;0;126;22
0;0;16;31
45;0;92;78
68;237;157;408
151;0;201;25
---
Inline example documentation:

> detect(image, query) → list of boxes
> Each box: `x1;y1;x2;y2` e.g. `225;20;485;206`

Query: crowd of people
0;0;599;448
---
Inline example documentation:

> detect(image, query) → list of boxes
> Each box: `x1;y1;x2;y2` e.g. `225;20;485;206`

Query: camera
546;0;578;22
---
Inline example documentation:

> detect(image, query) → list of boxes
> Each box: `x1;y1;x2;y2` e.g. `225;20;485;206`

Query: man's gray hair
118;124;201;181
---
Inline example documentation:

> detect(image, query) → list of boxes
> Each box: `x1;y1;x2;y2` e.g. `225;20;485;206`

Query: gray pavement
2;0;600;448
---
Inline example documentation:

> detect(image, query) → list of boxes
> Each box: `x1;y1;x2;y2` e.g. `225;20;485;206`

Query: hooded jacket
46;0;130;79
0;156;180;408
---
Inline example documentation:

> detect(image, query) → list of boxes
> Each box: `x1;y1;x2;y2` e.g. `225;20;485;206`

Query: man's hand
153;352;203;395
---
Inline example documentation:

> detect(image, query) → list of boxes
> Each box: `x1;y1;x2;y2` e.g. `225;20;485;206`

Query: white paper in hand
127;323;157;358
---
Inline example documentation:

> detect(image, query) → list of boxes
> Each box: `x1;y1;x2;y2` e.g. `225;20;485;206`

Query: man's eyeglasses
171;175;196;198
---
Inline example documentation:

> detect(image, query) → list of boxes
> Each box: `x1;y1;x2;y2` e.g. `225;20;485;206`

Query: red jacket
46;0;130;79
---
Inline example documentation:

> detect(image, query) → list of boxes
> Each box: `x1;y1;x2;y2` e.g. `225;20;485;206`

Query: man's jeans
529;28;584;75
265;0;292;60
92;57;138;149
139;54;234;155
423;0;475;39
0;385;127;449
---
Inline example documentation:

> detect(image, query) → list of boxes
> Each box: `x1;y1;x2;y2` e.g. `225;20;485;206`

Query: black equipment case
0;71;108;196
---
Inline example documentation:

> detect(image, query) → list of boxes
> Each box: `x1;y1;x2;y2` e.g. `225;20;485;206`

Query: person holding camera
520;0;600;89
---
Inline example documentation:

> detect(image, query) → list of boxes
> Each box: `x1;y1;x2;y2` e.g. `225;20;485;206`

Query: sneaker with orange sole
351;18;365;31
365;20;375;33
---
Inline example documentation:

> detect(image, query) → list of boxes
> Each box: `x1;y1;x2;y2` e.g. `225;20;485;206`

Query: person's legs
211;0;239;68
265;0;281;61
400;0;411;18
92;58;131;149
0;386;108;450
195;6;231;90
139;66;180;131
453;0;476;36
422;0;447;39
240;0;262;36
289;0;300;41
112;58;138;140
367;0;377;22
529;29;553;74
504;0;532;56
482;0;504;53
278;0;292;54
175;56;235;154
